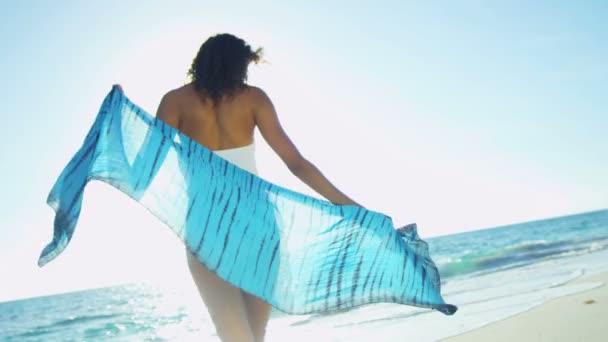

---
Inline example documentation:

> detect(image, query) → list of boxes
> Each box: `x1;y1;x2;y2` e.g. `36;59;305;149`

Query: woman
147;33;358;342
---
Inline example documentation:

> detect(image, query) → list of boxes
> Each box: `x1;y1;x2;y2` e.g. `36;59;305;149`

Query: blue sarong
39;85;457;315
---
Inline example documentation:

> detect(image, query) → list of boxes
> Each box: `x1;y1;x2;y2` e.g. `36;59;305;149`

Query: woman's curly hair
187;33;263;104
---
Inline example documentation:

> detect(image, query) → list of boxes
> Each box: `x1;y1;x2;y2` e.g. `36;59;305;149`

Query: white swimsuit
212;143;258;175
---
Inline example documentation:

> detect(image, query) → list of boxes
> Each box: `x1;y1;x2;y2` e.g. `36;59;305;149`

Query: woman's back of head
188;33;263;104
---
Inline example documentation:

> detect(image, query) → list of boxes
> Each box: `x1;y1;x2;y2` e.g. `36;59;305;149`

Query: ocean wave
51;313;121;328
436;237;608;279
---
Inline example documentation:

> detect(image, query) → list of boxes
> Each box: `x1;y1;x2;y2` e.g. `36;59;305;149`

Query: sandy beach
440;271;608;342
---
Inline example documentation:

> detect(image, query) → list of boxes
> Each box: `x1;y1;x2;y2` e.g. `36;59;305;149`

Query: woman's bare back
166;83;256;151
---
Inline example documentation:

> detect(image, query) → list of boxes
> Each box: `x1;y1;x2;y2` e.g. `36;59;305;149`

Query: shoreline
439;270;608;342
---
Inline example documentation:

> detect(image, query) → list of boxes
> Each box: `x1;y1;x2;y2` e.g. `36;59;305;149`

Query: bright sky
1;1;606;301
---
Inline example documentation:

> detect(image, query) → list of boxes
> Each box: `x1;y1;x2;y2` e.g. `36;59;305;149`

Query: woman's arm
252;86;361;207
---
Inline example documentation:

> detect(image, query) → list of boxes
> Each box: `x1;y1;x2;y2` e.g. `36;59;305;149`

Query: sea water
2;209;608;341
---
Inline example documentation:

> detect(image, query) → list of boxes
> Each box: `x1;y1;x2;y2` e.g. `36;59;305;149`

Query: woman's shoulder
159;84;190;103
161;83;204;107
161;83;271;109
244;84;273;106
245;84;267;96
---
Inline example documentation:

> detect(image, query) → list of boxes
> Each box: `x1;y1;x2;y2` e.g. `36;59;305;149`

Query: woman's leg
186;250;255;342
242;292;272;342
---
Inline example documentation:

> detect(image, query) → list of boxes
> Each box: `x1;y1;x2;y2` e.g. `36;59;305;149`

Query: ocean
2;209;608;341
